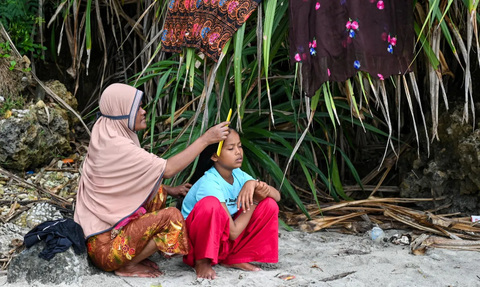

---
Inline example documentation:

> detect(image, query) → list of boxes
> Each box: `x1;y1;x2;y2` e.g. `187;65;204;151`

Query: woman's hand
253;181;270;202
236;180;257;213
164;183;192;198
201;121;231;145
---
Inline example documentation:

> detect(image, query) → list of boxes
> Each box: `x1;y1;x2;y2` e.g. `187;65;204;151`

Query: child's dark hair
189;127;237;185
188;142;218;185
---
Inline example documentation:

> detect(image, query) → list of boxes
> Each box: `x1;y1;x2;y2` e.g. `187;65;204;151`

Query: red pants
183;196;279;266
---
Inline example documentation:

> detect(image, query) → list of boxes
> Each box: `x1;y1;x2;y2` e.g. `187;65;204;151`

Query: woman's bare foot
115;263;163;278
140;258;159;270
195;259;217;279
221;262;261;271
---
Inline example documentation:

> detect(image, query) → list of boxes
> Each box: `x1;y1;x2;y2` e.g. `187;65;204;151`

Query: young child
181;128;281;279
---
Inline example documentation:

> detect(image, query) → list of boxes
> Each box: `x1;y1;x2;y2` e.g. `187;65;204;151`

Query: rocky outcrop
7;241;94;285
400;106;480;214
0;100;71;171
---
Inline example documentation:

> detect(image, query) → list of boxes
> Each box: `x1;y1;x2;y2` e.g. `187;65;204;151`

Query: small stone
57;161;63;169
17;194;28;199
0;96;4;102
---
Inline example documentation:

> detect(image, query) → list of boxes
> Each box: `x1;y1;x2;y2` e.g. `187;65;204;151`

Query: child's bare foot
195;258;217;279
115;263;163;278
140;258;159;270
221;262;261;271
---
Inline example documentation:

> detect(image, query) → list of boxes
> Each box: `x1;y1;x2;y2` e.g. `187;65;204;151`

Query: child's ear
211;153;219;162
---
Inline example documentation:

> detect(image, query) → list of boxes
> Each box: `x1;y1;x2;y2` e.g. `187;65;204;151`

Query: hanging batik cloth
162;0;261;62
289;0;414;97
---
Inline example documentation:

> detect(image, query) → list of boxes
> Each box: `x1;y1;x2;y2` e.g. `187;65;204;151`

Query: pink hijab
74;83;166;238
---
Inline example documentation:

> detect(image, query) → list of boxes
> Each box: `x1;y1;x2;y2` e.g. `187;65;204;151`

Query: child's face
212;130;243;169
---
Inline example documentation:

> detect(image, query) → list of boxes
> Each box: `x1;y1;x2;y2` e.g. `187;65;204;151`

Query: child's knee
260;197;279;215
195;196;226;216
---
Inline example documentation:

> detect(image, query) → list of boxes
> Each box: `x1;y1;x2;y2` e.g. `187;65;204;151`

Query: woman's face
134;104;147;131
212;130;243;169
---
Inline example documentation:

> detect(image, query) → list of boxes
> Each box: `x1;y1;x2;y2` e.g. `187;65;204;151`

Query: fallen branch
0;167;71;206
320;271;356;282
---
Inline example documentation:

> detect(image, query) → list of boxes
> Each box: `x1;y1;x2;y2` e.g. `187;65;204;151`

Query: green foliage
0;95;25;118
8;60;16;70
0;41;12;58
0;0;46;59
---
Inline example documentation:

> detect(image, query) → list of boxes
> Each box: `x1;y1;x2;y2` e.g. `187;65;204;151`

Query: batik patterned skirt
86;186;189;271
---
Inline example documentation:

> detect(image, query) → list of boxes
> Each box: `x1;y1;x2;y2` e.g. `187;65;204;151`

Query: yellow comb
216;108;232;156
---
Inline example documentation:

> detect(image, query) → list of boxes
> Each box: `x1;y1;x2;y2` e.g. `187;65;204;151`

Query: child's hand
202;121;231;144
165;183;192;198
253;181;270;202
237;180;256;213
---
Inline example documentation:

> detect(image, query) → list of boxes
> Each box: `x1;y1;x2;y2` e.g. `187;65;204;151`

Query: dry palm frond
284;196;480;244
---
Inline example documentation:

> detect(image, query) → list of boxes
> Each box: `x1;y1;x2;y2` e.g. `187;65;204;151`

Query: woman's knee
150;206;184;222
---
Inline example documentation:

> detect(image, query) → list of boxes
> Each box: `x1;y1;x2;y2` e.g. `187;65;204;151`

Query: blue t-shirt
181;167;254;219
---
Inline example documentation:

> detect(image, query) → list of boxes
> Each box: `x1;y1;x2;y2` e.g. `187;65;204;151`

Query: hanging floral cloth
162;0;261;62
289;0;414;97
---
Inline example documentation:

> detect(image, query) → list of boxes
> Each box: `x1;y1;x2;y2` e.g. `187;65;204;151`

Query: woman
74;83;229;278
181;128;281;279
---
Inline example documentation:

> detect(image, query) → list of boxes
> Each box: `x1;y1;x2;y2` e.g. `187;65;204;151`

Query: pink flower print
315;2;320;10
351;21;359;30
294;53;301;62
378;74;384;80
346;21;352;30
377;1;384;10
228;1;238;13
209;32;220;45
312;39;317;48
387;34;391;43
184;0;190;9
381;32;388;41
327;69;331;76
389;36;397;46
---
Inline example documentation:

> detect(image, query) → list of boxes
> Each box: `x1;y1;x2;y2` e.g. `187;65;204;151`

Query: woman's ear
211;153;219;162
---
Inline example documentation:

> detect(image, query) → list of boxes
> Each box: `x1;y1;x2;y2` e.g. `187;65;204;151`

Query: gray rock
400;106;480;214
14;202;63;228
0;96;4;102
7;241;94;285
0;100;71;170
0;223;29;256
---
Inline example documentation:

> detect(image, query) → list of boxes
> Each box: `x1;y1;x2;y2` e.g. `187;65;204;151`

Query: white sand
1;228;478;287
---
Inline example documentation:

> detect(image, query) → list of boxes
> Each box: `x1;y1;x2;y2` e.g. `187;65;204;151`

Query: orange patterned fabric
86;186;189;271
161;0;261;62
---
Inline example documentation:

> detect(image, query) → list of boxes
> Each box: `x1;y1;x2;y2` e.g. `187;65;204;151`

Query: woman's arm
163;122;230;178
221;202;256;240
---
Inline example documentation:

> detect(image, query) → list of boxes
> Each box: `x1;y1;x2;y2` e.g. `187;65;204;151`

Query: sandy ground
1;228;479;287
